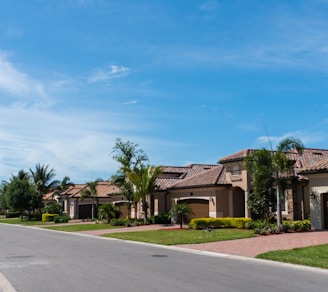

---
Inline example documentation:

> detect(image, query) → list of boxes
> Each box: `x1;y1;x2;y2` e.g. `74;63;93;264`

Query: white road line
0;273;16;292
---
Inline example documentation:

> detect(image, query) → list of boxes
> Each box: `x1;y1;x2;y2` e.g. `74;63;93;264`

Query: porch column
244;191;250;218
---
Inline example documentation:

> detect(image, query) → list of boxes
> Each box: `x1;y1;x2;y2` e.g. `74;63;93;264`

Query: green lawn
256;244;328;269
0;217;48;226
43;223;119;232
102;228;255;245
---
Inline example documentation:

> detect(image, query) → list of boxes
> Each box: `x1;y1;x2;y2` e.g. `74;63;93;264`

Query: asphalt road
0;224;327;292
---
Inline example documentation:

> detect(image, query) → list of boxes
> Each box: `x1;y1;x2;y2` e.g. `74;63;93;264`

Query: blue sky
1;0;328;183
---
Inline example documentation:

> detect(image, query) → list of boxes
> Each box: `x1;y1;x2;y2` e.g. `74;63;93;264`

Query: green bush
42;213;58;222
246;219;312;235
54;214;70;224
5;212;21;218
189;217;252;229
150;213;171;224
110;218;126;226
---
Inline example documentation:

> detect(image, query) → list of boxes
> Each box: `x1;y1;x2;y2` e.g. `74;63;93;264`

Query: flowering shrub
42;213;58;222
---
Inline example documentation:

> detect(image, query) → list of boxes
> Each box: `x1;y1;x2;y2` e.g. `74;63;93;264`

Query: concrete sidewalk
77;224;328;258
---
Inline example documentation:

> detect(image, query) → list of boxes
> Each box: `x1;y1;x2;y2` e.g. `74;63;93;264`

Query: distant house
47;182;124;219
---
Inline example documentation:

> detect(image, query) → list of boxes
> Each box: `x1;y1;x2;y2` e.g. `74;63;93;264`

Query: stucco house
46;147;328;229
299;158;328;230
46;182;124;219
152;148;328;229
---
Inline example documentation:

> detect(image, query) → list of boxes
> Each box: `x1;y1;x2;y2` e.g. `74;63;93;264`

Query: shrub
5;212;21;218
42;213;58;222
150;213;171;224
189;217;252;230
54;214;70;224
44;203;62;215
110;218;126;226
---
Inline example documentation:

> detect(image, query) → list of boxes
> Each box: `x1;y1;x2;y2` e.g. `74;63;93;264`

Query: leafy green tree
169;203;193;228
111;138;148;218
98;203;120;223
128;165;162;223
0;181;9;214
112;138;148;174
244;149;275;219
81;181;99;220
244;136;304;225
273;137;304;226
6;177;36;219
30;164;59;212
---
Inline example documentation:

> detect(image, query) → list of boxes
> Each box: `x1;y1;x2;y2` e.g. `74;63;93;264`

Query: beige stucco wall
306;173;328;230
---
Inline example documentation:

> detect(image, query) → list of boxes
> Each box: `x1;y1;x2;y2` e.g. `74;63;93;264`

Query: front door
323;193;328;229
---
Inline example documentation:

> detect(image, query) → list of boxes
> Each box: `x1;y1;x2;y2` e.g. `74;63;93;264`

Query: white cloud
200;1;219;12
0;52;52;108
124;99;138;105
0;101;157;182
88;65;130;83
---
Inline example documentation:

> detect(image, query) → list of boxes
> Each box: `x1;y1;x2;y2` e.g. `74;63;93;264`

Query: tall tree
6;176;36;219
30;164;59;212
273;137;304;226
244;149;275;219
244;136;304;225
128;165;162;222
111;138;148;218
80;181;99;220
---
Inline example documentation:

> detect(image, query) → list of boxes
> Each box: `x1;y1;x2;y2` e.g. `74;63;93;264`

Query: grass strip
256;244;328;269
102;228;255;245
43;223;119;232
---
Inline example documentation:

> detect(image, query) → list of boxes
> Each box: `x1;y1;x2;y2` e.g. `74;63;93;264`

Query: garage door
183;199;209;220
79;205;92;219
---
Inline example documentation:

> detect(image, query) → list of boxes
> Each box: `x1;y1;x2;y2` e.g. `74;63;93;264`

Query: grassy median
102;228;255;245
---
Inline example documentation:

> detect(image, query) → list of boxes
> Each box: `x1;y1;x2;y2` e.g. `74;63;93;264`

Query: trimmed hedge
189;217;252;229
42;213;58;222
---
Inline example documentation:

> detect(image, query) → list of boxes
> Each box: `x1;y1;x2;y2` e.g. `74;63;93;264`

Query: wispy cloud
199;1;219;14
88;65;130;83
124;99;138;105
0;52;51;108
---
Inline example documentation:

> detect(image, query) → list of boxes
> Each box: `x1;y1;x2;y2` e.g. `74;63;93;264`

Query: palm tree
273;137;304;226
29;164;59;212
80;181;99;220
98;203;120;223
169;203;193;228
128;165;162;223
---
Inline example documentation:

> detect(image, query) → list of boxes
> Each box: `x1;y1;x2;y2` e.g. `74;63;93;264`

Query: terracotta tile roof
61;184;86;197
219;149;251;163
298;158;328;174
48;182;121;199
70;182;121;198
169;166;228;189
155;164;219;190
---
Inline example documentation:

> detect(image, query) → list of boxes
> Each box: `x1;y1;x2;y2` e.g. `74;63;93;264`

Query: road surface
0;224;327;292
